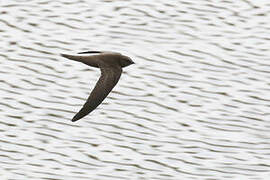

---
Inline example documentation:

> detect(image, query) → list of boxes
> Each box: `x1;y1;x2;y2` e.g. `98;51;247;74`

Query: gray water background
1;0;270;179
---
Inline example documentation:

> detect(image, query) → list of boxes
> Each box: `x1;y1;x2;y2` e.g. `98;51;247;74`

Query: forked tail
60;53;87;62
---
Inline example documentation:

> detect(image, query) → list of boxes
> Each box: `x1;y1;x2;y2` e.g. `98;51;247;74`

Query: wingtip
71;113;83;122
71;116;79;122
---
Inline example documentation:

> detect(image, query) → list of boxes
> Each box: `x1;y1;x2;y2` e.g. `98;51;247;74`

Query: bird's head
119;55;135;67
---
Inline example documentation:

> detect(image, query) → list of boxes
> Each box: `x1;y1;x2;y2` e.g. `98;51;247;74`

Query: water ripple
1;0;270;179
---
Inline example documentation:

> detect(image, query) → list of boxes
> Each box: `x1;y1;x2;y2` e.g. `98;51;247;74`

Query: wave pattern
1;0;270;179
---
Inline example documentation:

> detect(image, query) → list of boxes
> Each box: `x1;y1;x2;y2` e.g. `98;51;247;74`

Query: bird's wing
77;51;119;55
72;65;122;122
77;51;102;54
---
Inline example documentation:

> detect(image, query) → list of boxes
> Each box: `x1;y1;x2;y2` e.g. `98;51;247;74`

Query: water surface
1;0;270;179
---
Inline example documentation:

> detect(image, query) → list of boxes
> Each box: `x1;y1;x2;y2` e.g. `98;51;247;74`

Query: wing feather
72;65;122;122
77;51;102;54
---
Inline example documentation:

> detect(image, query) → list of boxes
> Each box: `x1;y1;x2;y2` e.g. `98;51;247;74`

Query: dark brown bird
61;51;134;122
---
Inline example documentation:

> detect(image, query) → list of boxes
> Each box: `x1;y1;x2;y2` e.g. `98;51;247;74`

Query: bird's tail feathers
60;54;87;63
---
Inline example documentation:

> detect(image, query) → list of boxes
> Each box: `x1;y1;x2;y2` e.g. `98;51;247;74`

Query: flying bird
61;51;134;122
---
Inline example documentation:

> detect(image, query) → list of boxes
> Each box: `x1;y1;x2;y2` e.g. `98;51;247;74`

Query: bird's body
61;51;134;122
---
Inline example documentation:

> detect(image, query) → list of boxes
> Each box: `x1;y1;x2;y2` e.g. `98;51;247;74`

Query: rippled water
1;0;270;179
